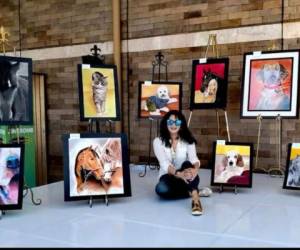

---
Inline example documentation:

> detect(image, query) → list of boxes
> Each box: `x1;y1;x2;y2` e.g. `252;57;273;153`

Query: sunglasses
167;119;182;126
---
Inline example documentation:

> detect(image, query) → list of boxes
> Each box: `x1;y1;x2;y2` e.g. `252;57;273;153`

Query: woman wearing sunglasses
153;110;203;216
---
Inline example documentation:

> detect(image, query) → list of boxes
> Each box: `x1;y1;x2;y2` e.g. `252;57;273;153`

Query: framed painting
241;50;300;118
283;143;300;190
78;64;120;121
190;58;229;109
211;141;253;188
0;55;33;125
0;144;25;210
138;81;182;119
63;133;131;201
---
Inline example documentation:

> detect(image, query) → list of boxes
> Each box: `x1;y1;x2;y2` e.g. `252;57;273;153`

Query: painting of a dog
242;51;299;118
254;63;290;110
0;56;32;125
139;82;182;118
212;142;253;188
190;58;229;109
287;155;300;187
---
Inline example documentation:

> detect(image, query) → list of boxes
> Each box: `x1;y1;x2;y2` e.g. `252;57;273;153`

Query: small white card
199;58;207;64
217;140;226;145
292;143;300;149
253;51;262;56
82;64;91;69
69;133;80;140
144;81;152;86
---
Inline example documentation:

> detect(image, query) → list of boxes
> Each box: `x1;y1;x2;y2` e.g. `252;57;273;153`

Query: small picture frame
211;141;253;188
190;58;229;110
138;81;182;119
0;55;33;125
63;133;131;201
77;64;121;121
283;143;300;190
0;144;25;210
241;50;300;118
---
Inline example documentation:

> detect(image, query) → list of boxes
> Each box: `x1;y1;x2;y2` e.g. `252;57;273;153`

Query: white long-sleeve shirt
153;137;200;178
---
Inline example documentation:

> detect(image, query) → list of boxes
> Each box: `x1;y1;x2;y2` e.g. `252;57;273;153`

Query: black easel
139;51;168;177
83;45;112;206
218;185;238;195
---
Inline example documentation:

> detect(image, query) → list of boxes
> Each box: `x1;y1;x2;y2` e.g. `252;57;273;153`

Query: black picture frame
137;81;183;119
0;55;33;125
77;64;121;121
240;50;300;119
0;143;25;210
63;133;131;202
283;143;300;190
211;141;253;188
190;58;229;110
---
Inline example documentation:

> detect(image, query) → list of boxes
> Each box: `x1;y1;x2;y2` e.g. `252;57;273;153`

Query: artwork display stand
254;115;284;177
139;51;168;177
188;34;231;142
218;185;238;194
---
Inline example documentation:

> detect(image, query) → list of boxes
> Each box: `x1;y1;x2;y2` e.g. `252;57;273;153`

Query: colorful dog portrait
283;143;300;190
190;58;229;109
0;56;33;125
241;50;299;118
78;64;120;121
138;81;182;118
0;144;24;210
63;133;131;201
211;142;253;188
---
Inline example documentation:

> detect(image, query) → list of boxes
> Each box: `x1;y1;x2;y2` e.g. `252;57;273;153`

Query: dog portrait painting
0;144;24;210
78;64;120;121
0;56;33;125
190;58;229;110
138;81;182;118
211;142;253;188
63;134;131;201
283;144;300;190
241;51;299;118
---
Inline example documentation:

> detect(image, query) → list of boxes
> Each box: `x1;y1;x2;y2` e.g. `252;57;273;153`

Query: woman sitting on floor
153;110;206;216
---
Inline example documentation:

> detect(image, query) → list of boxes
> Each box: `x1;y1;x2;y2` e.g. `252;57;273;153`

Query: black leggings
155;161;200;199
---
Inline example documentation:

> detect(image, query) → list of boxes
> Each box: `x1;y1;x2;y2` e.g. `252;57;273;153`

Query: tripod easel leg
224;110;231;142
269;116;284;177
254;115;267;173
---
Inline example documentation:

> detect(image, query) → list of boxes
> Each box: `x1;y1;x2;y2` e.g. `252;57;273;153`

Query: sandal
199;187;213;197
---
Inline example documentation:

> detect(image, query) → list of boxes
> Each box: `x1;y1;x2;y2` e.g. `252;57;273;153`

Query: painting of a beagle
215;150;245;183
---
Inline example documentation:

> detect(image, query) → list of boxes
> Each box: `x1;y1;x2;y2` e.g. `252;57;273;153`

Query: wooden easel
188;34;231;142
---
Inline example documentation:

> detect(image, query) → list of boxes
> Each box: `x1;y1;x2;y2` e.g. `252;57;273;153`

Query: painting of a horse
74;146;104;193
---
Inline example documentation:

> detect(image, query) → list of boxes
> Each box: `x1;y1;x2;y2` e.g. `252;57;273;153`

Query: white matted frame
241;50;300;118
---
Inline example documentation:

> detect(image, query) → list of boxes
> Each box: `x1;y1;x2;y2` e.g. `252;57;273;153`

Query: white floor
1;165;300;248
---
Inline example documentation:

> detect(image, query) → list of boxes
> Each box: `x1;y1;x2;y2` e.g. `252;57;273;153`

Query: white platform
1;166;300;247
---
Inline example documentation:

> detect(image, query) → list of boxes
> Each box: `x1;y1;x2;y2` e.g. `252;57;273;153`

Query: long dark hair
159;110;197;148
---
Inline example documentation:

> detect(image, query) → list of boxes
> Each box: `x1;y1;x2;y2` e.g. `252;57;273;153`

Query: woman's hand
175;171;189;184
181;167;199;182
168;165;177;175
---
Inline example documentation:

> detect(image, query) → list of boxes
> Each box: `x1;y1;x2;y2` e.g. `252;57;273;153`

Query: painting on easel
77;64;121;121
0;56;33;125
241;50;300;118
190;58;229;109
138;81;182;119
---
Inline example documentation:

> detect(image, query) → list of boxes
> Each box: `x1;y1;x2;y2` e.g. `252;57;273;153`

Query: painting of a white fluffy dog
139;82;182;118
